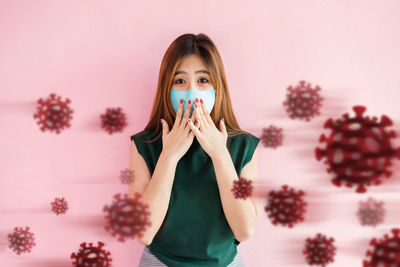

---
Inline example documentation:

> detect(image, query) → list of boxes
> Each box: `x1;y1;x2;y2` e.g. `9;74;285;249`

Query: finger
220;117;227;136
173;99;184;128
194;101;206;130
199;98;213;125
190;106;201;130
195;100;206;125
161;118;169;138
181;99;193;128
187;118;201;137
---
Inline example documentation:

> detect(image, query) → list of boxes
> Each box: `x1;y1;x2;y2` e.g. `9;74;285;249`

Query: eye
175;78;184;84
199;78;209;83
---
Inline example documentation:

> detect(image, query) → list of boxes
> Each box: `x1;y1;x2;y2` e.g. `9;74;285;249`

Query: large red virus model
303;233;336;267
260;125;283;149
283;80;323;121
264;185;307;227
8;226;36;255
231;177;253;200
33;93;73;134
356;197;385;227
119;168;134;184
50;197;69;215
103;193;152;242
363;228;400;266
100;107;127;134
70;241;112;267
315;105;400;193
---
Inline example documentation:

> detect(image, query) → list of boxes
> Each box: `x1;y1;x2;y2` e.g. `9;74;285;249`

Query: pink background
1;0;400;266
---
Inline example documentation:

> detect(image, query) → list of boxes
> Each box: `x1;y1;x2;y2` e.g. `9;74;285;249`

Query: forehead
176;54;207;71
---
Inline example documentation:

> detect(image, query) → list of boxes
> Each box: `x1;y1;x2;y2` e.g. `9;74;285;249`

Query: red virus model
283;80;323;121
50;197;69;215
119;168;134;184
303;233;336;267
315;105;400;193
264;185;306;227
363;228;400;266
8;226;36;255
356;197;385;227
70;241;112;267
100;107;127;134
231;177;253;200
260;125;283;149
33;93;73;134
103;193;152;242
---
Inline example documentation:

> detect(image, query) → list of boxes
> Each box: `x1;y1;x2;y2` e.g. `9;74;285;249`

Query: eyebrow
174;70;209;76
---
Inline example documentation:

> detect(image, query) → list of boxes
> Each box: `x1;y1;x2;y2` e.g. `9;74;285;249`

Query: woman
130;33;260;267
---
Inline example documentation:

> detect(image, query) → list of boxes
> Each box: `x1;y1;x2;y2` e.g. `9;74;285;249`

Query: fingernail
160;119;163;124
222;117;224;123
195;98;199;103
180;99;183;104
188;99;192;104
188;119;191;123
200;98;204;104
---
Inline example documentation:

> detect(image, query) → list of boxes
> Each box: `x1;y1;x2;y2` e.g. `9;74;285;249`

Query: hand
160;99;199;162
187;98;228;159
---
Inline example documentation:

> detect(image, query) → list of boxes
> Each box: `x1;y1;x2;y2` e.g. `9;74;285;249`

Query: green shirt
130;130;260;267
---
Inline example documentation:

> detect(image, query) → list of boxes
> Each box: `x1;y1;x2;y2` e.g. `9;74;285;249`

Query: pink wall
1;0;400;266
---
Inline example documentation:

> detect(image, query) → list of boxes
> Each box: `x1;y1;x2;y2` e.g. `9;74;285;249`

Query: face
173;54;214;91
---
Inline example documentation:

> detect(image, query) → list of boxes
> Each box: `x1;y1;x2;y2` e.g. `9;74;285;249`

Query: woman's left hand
187;98;228;159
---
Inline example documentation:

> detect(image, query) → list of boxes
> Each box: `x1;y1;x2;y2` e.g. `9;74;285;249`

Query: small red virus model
356;197;385;227
315;105;400;193
100;107;127;134
264;185;306;227
103;193;152;242
260;125;283;149
70;241;112;267
119;168;134;184
8;226;36;255
33;93;73;134
363;228;400;266
283;80;323;121
50;197;69;215
231;177;253;200
303;233;336;267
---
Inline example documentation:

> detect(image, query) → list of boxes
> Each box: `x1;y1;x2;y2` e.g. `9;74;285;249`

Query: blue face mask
170;88;216;118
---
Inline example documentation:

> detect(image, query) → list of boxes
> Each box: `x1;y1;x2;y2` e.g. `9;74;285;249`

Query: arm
211;146;259;242
129;141;179;245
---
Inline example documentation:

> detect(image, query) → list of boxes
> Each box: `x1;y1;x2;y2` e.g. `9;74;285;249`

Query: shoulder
228;131;260;147
130;129;149;142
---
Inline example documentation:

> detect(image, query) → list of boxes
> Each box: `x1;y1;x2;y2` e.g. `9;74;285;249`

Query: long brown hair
143;33;247;143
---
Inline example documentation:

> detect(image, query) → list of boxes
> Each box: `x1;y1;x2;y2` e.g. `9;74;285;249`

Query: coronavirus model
260;125;283;149
103;193;152;242
33;93;73;134
8;226;36;255
356;197;385;227
231;177;253;200
283;80;323;121
363;228;400;266
50;197;69;215
100;107;127;134
70;241;112;267
315;105;400;193
303;233;336;267
119;168;134;184
264;185;307;227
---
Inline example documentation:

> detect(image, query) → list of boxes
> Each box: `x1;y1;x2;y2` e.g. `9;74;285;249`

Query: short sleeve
130;131;156;176
240;133;261;171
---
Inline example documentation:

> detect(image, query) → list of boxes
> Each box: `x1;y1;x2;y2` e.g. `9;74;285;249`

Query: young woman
129;33;260;267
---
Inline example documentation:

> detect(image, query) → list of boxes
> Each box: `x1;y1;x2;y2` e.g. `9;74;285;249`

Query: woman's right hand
161;99;199;161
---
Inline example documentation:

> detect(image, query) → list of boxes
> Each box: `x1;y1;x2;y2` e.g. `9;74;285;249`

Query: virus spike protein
315;105;400;193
